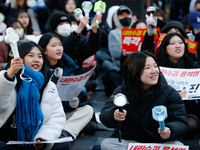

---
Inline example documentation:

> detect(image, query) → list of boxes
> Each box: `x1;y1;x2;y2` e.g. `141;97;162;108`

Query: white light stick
4;27;19;58
113;93;128;143
5;27;32;82
114;93;127;113
74;8;92;30
82;1;93;17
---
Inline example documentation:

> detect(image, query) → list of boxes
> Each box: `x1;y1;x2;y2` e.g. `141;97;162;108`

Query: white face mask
57;24;71;37
71;24;78;32
27;0;37;8
187;33;195;41
15;28;24;39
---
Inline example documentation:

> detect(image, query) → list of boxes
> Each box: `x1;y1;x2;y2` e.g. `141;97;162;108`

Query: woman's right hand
114;109;127;121
7;57;24;78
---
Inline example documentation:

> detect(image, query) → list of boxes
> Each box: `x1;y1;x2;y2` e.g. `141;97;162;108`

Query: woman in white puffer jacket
0;42;70;150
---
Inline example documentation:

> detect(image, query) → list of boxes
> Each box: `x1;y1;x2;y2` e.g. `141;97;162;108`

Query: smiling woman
0;42;70;150
23;46;43;72
156;33;200;139
156;33;193;66
139;56;159;91
99;51;189;150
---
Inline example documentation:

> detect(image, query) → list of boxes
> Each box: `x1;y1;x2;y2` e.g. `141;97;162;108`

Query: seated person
14;9;39;36
101;5;133;95
0;18;27;70
48;11;102;75
38;33;98;140
100;51;189;149
0;42;69;150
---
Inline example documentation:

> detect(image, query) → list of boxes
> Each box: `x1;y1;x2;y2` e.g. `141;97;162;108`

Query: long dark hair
122;51;162;104
38;32;63;67
156;32;196;66
14;9;33;34
62;0;77;14
6;42;51;96
38;32;61;52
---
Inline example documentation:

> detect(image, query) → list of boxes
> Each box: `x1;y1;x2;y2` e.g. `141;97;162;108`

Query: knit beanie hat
48;11;71;32
161;20;188;38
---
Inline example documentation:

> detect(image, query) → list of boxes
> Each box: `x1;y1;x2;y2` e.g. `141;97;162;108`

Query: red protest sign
82;54;95;69
121;28;160;56
155;33;198;54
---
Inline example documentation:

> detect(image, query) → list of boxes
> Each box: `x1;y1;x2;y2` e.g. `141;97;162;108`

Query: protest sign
128;143;188;150
82;54;95;69
7;137;73;145
121;28;160;56
160;66;200;100
57;65;96;101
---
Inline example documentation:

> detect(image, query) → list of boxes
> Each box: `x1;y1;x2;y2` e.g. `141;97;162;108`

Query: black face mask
119;17;131;27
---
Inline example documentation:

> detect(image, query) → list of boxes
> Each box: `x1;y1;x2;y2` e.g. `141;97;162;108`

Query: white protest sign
160;66;200;100
56;65;96;101
128;143;189;150
7;137;73;145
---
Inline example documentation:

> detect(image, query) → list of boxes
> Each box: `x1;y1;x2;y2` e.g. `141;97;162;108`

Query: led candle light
152;105;167;131
74;8;92;30
5;27;19;58
113;93;127;142
114;93;127;112
93;0;106;27
82;1;93;17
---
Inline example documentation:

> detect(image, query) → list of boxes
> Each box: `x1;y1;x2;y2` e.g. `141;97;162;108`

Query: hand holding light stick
4;27;19;58
152;105;167;131
93;0;106;27
113;93;128;142
74;8;92;30
5;27;32;82
82;1;93;17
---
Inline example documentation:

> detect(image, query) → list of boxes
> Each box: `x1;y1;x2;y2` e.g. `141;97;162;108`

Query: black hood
161;21;188;38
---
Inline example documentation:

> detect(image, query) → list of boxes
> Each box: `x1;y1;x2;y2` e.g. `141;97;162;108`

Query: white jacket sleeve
0;70;17;127
34;81;65;143
0;70;17;111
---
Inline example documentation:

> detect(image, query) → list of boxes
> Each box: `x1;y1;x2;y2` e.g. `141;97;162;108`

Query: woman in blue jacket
38;33;97;140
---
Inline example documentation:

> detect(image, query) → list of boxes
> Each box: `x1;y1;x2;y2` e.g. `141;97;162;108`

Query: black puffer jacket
141;21;188;54
100;75;189;143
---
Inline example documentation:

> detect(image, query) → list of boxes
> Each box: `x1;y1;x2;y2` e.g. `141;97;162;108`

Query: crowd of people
0;0;200;150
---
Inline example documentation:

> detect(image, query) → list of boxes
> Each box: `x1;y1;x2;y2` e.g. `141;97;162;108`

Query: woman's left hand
34;140;45;150
158;127;171;139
